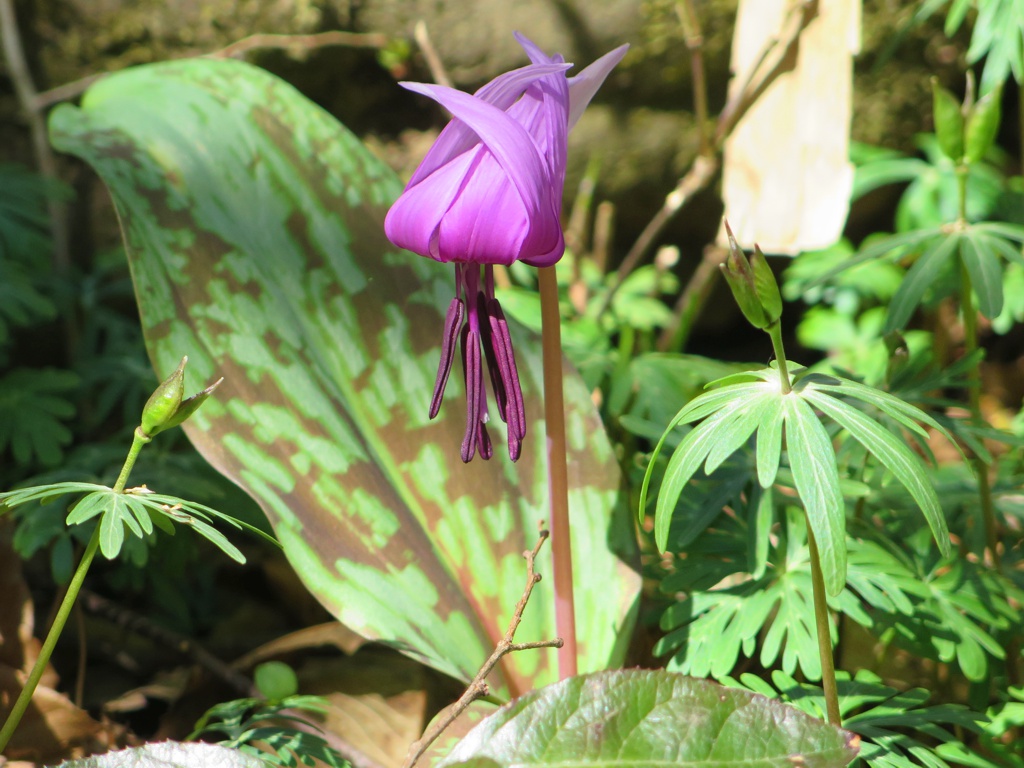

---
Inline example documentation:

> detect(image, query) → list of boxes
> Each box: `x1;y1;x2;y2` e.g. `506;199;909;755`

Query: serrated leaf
960;232;1004;319
885;234;959;332
439;670;858;768
783;395;846;595
802;390;950;557
49;58;639;693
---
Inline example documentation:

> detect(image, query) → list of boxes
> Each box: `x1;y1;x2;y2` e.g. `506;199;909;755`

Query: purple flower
385;33;628;462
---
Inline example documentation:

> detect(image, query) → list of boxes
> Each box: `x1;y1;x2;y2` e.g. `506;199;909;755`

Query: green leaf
930;79;964;161
728;668;989;768
783;396;846;595
653;409;729;551
55;742;265;768
703;390;776;474
439;670;858;768
960;232;1004;319
885;234;959;332
0;368;78;467
49;58;639;693
808;228;942;290
756;395;784;488
802;390;950;558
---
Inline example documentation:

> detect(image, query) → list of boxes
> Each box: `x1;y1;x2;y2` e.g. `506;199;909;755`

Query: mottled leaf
48;59;639;695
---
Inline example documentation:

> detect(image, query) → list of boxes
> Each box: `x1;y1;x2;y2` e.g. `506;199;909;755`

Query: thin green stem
766;321;792;394
806;522;841;727
537;266;577;679
0;429;148;751
959;258;1000;567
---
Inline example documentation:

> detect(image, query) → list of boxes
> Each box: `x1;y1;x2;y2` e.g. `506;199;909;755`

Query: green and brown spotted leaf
48;59;639;697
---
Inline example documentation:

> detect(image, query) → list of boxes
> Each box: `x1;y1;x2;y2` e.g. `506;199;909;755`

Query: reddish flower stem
537;265;577;679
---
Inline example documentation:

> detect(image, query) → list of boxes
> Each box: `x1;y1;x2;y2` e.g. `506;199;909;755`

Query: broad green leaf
56;742;265;768
783;396;846;595
49;58;639;694
885;234;959;332
960;232;1004;319
439;670;859;768
802;390;950;558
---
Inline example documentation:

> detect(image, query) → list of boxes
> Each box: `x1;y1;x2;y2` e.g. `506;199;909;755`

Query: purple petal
429;297;465;418
404;63;571;188
566;44;629;131
513;32;566;66
434;151;534;264
385;150;475;260
506;68;569;187
399;82;554;224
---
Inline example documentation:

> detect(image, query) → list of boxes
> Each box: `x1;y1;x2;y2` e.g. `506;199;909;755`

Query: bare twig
656;242;727;351
207;30;388;60
677;0;710;157
403;530;562;768
81;588;259;697
601;0;819;317
413;20;452;88
0;0;70;273
31;30;390;108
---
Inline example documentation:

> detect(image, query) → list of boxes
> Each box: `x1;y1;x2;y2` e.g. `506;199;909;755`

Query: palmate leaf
658;509;878;682
0;368;78;468
726;669;990;768
49;58;639;694
960;230;1004;319
884;233;959;333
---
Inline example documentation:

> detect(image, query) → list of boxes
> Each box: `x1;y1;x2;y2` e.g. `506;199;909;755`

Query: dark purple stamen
430;263;527;462
460;325;485;462
429;297;465;419
487;298;526;445
479;292;508;424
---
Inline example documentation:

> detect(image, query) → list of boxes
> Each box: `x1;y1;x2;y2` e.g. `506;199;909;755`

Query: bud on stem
720;220;783;331
139;356;222;438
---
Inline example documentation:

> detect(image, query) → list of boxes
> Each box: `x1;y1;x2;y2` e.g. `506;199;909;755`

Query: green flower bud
964;82;1002;165
140;356;221;438
720;221;781;330
750;244;782;325
140;357;186;437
